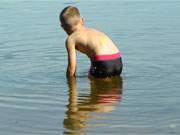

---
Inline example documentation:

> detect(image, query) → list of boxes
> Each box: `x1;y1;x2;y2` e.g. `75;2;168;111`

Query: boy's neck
73;25;85;32
67;25;85;35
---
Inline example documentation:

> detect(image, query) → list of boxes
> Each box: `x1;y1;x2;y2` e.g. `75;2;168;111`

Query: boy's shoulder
65;32;83;46
66;28;105;45
67;28;89;41
72;28;99;36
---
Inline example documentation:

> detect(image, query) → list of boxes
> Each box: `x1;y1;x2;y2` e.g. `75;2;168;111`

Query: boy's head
60;6;84;35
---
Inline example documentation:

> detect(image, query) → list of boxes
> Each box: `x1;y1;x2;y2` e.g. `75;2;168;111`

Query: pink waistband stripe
94;52;122;61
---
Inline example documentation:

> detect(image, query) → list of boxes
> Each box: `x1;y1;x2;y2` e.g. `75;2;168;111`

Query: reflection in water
63;76;123;133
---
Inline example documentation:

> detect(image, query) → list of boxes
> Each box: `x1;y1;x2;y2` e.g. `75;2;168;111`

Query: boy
60;6;123;78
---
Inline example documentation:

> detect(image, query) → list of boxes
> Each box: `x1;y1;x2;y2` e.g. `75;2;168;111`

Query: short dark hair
60;6;81;28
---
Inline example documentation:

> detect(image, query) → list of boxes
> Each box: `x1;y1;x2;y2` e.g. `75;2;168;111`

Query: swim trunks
90;52;123;78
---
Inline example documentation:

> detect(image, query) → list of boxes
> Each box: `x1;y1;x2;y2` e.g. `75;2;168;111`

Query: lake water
0;0;180;134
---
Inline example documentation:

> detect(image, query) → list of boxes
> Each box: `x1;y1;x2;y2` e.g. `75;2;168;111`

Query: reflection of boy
64;76;123;131
60;6;123;77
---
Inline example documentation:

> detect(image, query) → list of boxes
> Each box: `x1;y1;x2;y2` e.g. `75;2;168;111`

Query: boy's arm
66;38;76;77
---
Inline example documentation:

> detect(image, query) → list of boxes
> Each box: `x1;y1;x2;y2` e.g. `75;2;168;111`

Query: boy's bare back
67;28;119;61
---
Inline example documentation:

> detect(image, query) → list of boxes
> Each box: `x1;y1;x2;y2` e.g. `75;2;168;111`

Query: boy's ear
81;17;84;25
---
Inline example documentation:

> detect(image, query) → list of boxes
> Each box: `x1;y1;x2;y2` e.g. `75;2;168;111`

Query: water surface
0;0;180;134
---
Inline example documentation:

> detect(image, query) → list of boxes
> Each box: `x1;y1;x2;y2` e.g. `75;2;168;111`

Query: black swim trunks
90;52;123;78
